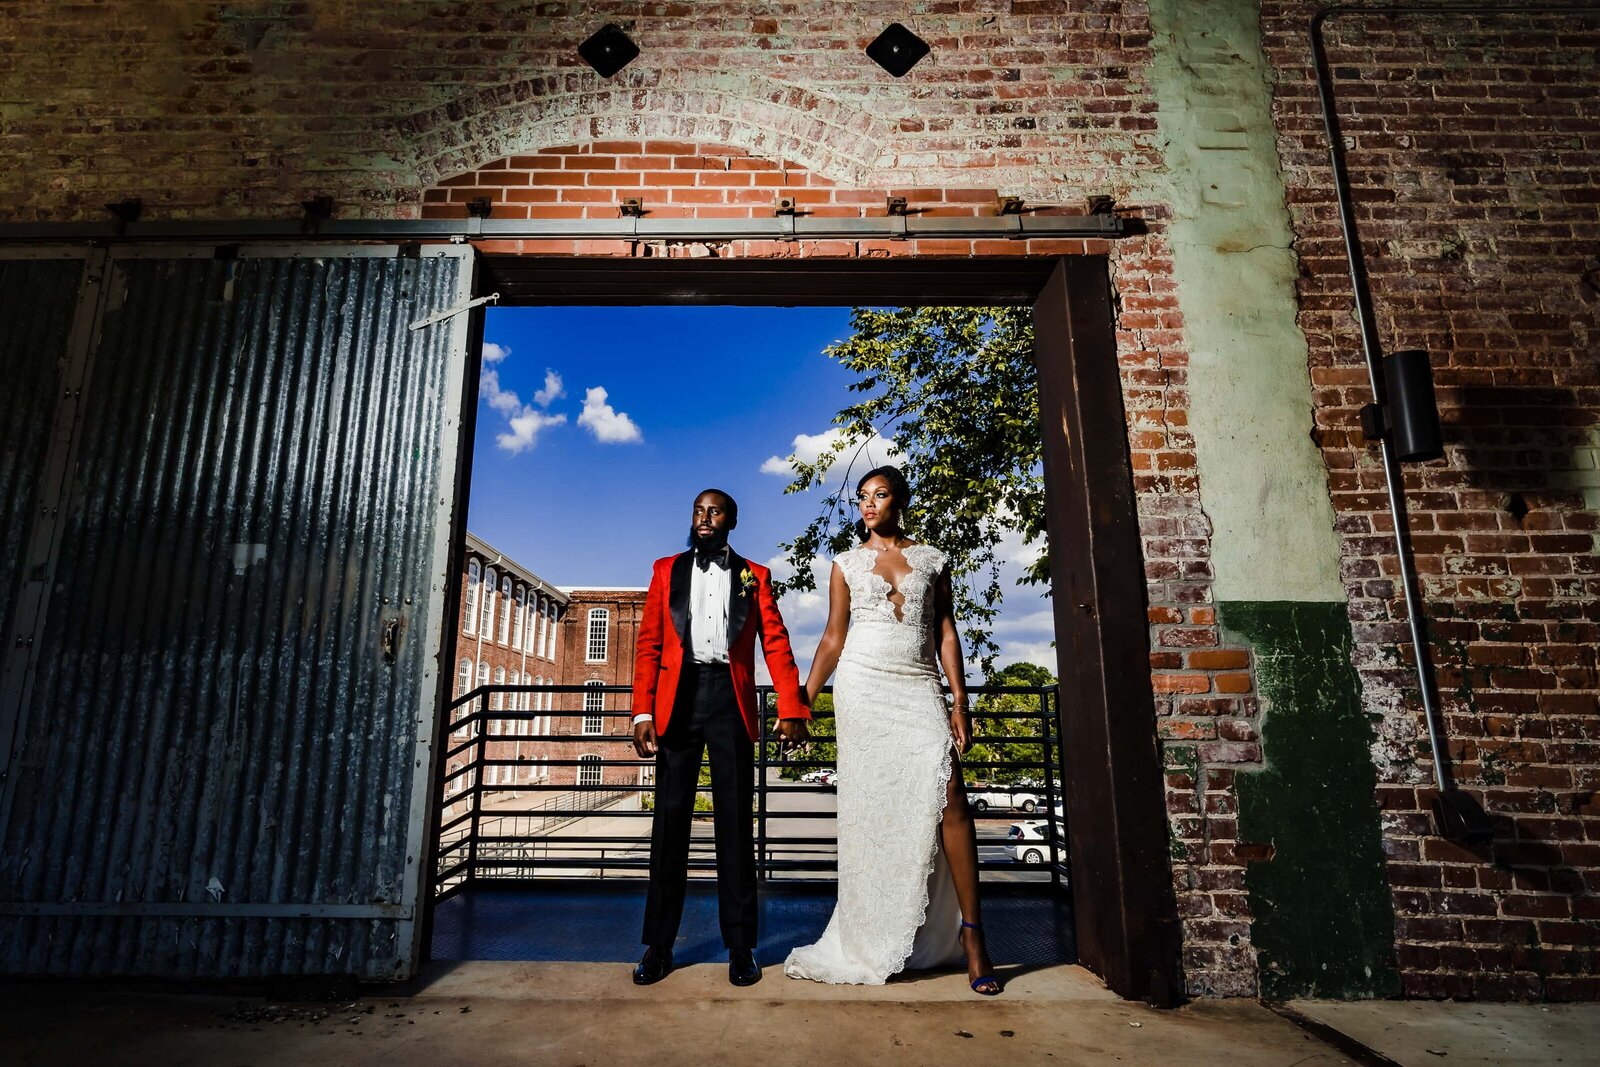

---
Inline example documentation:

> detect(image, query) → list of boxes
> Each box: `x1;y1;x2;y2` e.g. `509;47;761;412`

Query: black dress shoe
633;945;673;985
728;947;761;986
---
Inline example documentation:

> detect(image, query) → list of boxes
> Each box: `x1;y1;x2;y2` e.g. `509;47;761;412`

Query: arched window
534;588;547;655
583;681;605;735
586;608;609;662
477;661;490;733
546;601;558;660
508;670;520;723
513;585;527;649
481;567;498;635
578;754;602;788
492;667;506;719
457;657;473;698
499;576;513;643
533;595;546;656
463;559;480;635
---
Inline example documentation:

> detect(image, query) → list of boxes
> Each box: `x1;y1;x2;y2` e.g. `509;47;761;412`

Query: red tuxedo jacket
632;549;809;742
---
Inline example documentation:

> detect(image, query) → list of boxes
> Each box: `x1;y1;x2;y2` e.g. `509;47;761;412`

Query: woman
784;465;1000;995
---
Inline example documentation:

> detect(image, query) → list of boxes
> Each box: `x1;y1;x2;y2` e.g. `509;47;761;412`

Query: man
631;489;810;986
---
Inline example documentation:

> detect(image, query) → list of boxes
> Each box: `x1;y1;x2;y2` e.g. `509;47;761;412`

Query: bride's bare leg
942;750;997;990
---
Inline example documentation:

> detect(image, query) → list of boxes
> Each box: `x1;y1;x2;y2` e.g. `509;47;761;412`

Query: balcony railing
432;684;1067;904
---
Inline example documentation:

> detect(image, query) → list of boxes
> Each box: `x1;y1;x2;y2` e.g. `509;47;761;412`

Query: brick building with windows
446;532;569;800
445;535;649;798
557;588;650;792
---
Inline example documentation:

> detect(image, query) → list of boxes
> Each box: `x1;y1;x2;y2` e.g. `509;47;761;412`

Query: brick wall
0;2;1163;221
1264;3;1600;1000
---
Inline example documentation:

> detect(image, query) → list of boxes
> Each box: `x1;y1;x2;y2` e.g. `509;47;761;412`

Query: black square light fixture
579;24;639;79
866;23;929;78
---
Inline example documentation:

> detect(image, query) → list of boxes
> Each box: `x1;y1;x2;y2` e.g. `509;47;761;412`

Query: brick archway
403;70;897;191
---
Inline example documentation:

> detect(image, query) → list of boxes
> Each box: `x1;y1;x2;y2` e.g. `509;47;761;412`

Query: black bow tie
695;546;729;571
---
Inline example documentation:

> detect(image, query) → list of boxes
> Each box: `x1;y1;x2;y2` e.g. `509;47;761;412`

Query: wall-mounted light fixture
579;24;639;78
1314;7;1490;847
1361;349;1443;462
104;198;142;223
301;195;334;221
866;23;929;77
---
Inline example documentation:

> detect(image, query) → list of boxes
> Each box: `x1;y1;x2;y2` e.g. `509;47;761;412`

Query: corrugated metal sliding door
0;245;475;979
0;250;96;708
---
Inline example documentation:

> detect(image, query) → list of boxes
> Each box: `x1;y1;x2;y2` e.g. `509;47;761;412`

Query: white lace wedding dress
784;543;964;985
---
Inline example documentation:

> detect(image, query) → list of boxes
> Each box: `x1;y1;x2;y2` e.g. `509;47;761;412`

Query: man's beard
686;525;730;553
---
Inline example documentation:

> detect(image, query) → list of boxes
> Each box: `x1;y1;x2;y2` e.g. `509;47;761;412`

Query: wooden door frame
427;253;1181;1002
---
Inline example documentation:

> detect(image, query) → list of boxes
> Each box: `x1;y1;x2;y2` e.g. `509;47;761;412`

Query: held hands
775;717;811;754
632;719;659;759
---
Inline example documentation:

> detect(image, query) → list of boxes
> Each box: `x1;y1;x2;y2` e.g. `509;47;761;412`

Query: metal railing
432;683;1067;904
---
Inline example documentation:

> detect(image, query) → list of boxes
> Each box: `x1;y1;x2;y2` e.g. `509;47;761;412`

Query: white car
968;785;1043;813
799;769;835;784
1007;820;1063;865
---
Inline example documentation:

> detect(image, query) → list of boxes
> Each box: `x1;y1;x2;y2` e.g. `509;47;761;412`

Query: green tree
965;661;1056;787
772;306;1047;675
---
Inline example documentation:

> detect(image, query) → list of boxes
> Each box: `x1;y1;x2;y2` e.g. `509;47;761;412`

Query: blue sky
469;305;1055;679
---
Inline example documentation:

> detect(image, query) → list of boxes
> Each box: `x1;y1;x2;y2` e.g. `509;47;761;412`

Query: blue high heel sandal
960;920;1001;996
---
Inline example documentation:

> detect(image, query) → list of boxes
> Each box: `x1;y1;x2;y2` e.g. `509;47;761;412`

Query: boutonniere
738;566;757;597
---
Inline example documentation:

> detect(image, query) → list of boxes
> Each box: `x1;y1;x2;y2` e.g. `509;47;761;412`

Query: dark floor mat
429;882;1076;967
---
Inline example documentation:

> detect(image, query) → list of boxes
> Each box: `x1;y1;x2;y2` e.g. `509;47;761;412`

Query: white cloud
480;368;567;454
482;341;511;364
533;369;565;408
577;386;643;444
759;455;795;476
996;521;1045;572
995;638;1059;673
990;609;1056;635
760;427;899;480
479;369;520;416
498;408;567;454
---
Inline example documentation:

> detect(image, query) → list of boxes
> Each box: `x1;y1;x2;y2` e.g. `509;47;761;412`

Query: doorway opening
421;257;1175;999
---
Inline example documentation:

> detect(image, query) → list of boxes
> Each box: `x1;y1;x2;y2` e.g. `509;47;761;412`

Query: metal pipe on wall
1309;3;1600;842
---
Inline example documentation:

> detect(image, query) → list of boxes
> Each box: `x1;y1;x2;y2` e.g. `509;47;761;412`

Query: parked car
1007;820;1065;865
968;784;1043;813
799;769;833;783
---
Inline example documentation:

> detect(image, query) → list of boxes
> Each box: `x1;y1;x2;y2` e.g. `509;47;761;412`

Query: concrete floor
4;962;1355;1067
10;961;1599;1066
1288;998;1600;1066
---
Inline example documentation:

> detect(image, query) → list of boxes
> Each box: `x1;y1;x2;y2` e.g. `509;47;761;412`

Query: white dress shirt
634;548;733;726
688;547;732;666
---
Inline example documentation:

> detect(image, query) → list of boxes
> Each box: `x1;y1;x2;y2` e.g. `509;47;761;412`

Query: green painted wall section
1144;0;1344;603
1224;601;1401;1000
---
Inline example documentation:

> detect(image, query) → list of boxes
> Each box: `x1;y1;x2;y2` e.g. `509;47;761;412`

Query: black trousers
641;662;757;952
